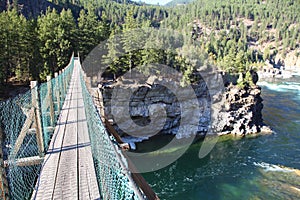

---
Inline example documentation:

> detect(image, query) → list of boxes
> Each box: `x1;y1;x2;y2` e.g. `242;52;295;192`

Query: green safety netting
0;55;74;200
0;54;145;200
0;89;39;200
40;56;74;150
80;69;143;200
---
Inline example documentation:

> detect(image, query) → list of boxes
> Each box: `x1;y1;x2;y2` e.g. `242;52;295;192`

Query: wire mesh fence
0;55;74;200
80;69;144;200
40;57;75;150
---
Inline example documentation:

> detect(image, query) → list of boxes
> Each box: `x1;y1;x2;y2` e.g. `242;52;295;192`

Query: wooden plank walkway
31;60;101;200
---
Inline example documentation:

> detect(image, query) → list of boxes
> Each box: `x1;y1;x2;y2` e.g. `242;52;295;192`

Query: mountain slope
165;0;194;7
1;0;56;17
163;0;300;69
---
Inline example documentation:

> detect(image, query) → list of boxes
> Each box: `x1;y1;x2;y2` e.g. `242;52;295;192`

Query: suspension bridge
0;55;159;200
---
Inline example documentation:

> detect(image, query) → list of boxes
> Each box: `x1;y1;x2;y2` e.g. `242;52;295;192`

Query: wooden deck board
31;85;72;200
32;60;100;200
52;77;78;200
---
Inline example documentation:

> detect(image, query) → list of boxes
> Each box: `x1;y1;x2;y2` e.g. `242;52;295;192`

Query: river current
141;76;300;200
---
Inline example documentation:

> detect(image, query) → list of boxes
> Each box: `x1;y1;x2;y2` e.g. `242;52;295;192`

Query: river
141;76;300;200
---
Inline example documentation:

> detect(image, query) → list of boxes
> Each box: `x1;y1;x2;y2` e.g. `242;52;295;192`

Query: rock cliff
101;72;270;138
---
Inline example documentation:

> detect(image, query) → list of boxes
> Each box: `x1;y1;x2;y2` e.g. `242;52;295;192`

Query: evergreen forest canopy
0;0;299;89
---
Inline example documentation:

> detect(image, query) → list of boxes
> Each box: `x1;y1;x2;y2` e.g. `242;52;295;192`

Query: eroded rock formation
213;84;271;136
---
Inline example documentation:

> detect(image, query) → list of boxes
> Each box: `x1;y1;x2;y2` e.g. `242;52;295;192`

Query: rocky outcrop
257;64;299;80
213;84;271;136
101;72;270;138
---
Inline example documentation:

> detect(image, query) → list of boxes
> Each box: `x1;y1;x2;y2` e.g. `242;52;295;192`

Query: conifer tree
78;9;109;59
38;8;76;80
122;8;139;75
57;9;77;67
103;29;123;80
37;8;61;80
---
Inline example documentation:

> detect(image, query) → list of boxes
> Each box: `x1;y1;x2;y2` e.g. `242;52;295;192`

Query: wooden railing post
86;76;91;89
97;84;105;122
0;126;9;200
62;69;67;96
47;76;55;127
30;81;44;157
13;108;34;156
54;72;60;112
59;70;65;100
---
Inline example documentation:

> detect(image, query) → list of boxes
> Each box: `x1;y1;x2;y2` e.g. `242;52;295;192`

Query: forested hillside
47;0;167;27
0;0;299;92
0;0;166;86
164;0;300;73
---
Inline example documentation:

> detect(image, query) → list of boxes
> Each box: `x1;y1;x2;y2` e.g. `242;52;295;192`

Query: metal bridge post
97;84;105;122
31;81;44;157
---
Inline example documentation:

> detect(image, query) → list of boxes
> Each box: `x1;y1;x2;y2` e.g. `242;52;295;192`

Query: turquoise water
141;77;300;200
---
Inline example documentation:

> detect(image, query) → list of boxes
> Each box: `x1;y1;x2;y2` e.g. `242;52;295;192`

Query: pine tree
122;8;139;75
38;8;60;80
13;12;31;82
263;46;271;61
27;19;42;81
57;9;77;67
103;29;123;80
38;8;76;80
0;9;31;83
0;11;8;84
78;9;109;59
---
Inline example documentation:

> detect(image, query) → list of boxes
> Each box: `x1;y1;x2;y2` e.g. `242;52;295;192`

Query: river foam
259;81;300;93
253;162;295;173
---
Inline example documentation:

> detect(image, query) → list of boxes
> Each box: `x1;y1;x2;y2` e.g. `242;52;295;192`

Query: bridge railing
0;54;75;200
80;65;159;200
80;69;149;200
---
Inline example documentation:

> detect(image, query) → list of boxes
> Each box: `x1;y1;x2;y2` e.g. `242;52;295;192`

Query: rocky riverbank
257;52;300;79
257;61;300;80
100;71;271;139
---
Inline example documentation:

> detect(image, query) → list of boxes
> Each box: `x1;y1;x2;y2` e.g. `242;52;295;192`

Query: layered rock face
101;73;269;138
102;78;211;139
